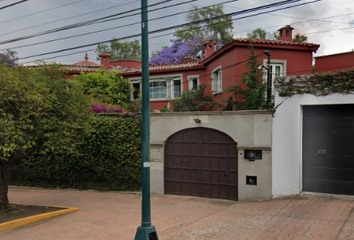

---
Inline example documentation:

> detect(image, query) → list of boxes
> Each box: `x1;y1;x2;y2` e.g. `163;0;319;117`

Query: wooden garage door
164;127;238;200
303;105;354;195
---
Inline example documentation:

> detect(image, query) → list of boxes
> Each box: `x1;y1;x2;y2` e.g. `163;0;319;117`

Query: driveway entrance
164;127;238;200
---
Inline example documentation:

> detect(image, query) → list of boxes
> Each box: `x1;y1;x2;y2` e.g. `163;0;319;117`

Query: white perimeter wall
272;92;354;197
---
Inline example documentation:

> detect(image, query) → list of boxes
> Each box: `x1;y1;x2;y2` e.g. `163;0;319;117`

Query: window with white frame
132;82;141;99
172;78;181;98
149;80;167;99
212;66;222;93
263;59;287;94
130;75;183;100
188;75;199;90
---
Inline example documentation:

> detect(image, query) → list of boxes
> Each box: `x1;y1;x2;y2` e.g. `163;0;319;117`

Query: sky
0;0;353;65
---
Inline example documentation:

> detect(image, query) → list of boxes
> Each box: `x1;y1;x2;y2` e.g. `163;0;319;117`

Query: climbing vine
275;69;354;97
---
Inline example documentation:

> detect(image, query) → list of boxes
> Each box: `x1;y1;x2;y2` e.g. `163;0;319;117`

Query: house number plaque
317;149;327;156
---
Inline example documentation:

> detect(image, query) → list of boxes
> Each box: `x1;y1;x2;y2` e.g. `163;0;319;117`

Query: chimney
99;53;111;70
203;40;216;59
278;25;294;41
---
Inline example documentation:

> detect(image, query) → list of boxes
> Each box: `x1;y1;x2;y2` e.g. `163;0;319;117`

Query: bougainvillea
90;104;125;113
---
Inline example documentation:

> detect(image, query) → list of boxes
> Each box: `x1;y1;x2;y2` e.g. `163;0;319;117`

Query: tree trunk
0;163;11;212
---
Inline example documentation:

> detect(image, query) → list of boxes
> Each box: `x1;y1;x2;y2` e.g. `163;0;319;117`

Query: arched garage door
303;104;354;195
164;127;238;200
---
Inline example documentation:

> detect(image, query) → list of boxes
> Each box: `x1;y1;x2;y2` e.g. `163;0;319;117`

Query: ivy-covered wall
275;69;354;97
10;114;142;191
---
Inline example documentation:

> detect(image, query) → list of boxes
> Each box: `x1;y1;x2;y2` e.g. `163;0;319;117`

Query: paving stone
1;188;354;240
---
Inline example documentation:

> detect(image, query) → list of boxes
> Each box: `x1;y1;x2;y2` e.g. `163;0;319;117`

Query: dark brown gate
164;127;238;200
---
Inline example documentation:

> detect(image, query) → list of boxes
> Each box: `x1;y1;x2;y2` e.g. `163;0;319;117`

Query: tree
172;84;220;111
73;69;130;109
292;33;308;42
246;28;267;39
150;36;205;64
0;63;91;211
272;31;280;40
174;5;233;44
0;50;18;68
150;45;168;59
96;39;141;61
225;43;266;110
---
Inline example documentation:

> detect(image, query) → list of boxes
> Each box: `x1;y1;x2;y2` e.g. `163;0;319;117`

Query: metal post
134;0;159;239
263;50;271;106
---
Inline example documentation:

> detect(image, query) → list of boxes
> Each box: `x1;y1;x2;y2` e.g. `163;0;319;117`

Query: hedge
9;114;142;191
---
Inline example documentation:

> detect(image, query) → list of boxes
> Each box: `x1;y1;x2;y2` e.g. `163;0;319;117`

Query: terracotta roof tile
110;61;203;74
232;38;320;47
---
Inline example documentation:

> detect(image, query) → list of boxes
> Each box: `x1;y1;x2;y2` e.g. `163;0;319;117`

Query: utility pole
134;0;159;239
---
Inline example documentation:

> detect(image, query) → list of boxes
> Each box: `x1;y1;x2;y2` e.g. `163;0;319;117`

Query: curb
0;204;79;233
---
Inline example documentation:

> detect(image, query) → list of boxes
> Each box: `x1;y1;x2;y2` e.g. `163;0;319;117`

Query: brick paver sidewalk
1;188;354;240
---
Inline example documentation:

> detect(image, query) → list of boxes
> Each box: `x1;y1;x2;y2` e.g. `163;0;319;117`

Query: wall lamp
194;118;201;123
258;65;269;70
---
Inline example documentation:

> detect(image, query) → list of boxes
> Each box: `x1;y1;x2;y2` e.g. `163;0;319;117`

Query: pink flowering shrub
90;104;124;113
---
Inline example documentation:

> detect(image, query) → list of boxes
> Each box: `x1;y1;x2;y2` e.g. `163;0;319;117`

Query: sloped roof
111;61;204;74
200;38;320;64
73;53;100;67
62;64;101;72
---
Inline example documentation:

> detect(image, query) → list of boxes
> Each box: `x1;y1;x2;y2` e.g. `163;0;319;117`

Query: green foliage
174;5;233;44
172;84;220;111
159;105;172;112
0;63;91;210
272;31;280;40
225;43;267;110
0;63;91;163
292;33;308;42
247;28;267;39
276;69;354;97
96;39;142;61
73;70;130;108
10;115;142;191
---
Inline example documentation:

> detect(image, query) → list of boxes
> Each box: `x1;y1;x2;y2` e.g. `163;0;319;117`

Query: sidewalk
1;188;354;240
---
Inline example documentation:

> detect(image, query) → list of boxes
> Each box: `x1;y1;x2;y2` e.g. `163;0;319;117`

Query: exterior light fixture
263;50;271;106
194;118;201;123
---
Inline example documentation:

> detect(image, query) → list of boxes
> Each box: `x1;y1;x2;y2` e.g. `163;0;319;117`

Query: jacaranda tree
0;63;91;212
150;36;221;65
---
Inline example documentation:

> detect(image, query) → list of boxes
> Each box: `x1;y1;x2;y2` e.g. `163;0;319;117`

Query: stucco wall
272;92;354;197
150;111;273;200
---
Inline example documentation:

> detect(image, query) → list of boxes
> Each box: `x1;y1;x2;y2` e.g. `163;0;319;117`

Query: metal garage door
164;127;238;200
303;104;354;195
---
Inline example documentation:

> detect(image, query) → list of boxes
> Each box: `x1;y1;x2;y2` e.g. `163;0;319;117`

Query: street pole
263;50;271;106
134;0;159;239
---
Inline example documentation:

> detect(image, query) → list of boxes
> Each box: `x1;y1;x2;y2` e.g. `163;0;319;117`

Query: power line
0;0;307;46
0;0;85;25
0;0;175;45
9;0;239;50
0;0;29;11
0;0;141;38
10;0;318;62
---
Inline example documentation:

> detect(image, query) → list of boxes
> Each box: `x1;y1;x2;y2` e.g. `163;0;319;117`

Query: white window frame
172;78;182;99
212;66;222;94
263;59;287;93
149;79;167;99
129;74;183;101
187;75;200;90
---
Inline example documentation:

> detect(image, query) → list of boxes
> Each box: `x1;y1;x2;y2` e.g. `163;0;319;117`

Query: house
315;50;354;73
66;25;320;111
